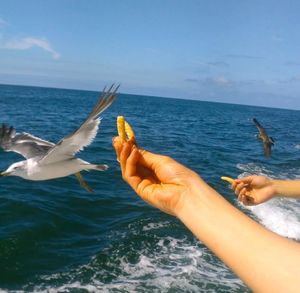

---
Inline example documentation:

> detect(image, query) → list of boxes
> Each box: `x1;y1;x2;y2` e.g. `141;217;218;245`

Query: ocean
0;84;300;292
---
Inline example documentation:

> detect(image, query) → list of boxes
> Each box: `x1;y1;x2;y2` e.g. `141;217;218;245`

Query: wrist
175;176;222;221
271;180;282;196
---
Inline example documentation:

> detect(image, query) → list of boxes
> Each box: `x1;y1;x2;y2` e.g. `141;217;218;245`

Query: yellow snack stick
117;116;126;141
124;120;135;140
221;176;235;184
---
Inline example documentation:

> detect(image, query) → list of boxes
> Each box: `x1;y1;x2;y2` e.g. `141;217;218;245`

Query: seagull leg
74;172;94;193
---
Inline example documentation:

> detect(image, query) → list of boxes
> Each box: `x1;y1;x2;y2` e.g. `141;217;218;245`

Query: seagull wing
0;124;55;159
253;118;268;137
40;85;118;165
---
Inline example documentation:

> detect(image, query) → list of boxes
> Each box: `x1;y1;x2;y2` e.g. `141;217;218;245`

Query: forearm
272;179;300;198
177;177;300;293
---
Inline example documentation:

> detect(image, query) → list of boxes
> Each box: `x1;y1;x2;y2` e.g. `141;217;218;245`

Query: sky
1;0;300;109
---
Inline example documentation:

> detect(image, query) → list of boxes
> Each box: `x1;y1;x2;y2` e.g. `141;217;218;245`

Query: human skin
113;137;300;293
232;175;300;205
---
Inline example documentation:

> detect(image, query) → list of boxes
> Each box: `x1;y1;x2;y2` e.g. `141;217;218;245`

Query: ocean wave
13;221;247;293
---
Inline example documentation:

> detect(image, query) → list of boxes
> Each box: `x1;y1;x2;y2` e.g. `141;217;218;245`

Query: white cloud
1;37;60;59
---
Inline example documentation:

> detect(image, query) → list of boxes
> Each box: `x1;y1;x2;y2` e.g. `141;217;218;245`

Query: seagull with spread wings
253;118;275;158
0;85;119;192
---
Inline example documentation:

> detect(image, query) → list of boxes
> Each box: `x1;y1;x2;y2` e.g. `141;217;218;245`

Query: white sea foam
14;222;246;293
141;221;170;231
97;247;244;292
236;163;300;240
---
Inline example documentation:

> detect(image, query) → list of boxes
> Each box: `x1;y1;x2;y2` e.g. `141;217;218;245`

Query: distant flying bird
0;85;119;192
253;118;275;158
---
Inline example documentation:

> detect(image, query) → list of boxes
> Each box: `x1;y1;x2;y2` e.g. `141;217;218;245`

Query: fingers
112;136;122;161
234;184;257;206
112;137;142;188
113;135;180;178
232;180;256;206
112;137;134;175
239;189;255;205
112;136;135;158
237;187;247;202
119;141;132;176
239;193;255;206
124;146;144;190
124;145;139;177
234;182;245;196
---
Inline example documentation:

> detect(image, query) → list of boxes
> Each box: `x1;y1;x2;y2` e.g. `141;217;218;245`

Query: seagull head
0;161;27;177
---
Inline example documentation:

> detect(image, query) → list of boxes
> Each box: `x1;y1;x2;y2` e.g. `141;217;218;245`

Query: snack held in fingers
124;121;135;140
117;116;135;141
221;176;235;184
117;116;126;141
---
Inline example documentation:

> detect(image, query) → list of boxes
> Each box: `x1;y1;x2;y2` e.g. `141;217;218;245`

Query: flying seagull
0;84;119;192
253;118;275;158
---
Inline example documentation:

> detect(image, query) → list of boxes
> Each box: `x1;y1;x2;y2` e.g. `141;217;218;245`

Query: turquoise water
0;84;300;292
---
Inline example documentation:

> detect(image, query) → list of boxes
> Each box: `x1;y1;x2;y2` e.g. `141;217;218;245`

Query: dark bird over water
253;118;275;158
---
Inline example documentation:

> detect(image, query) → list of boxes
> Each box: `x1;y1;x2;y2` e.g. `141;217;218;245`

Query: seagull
253;118;275;158
0;84;119;192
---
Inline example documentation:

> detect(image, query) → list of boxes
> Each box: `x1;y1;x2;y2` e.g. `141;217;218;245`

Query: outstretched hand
232;175;276;205
112;137;201;216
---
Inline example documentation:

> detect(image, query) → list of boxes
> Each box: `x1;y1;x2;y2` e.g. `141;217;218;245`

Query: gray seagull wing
39;84;118;165
0;124;55;159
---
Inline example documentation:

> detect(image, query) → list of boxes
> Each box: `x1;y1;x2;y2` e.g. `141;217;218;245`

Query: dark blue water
0;84;300;292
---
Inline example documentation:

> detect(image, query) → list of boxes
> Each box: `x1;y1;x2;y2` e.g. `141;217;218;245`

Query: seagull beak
0;171;9;177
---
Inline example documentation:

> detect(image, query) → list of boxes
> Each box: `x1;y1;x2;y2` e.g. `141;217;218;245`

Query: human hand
232;175;276;205
112;137;202;216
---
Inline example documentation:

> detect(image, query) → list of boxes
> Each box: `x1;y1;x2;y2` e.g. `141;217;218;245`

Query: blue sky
1;0;300;109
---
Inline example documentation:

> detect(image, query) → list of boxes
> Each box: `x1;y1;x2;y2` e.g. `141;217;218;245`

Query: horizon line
0;82;298;113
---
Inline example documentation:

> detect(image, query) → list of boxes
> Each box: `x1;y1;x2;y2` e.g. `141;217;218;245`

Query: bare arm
113;138;300;293
272;179;300;197
178;181;300;293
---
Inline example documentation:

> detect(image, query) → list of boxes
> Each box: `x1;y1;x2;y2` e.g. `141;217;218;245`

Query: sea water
0;84;300;292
